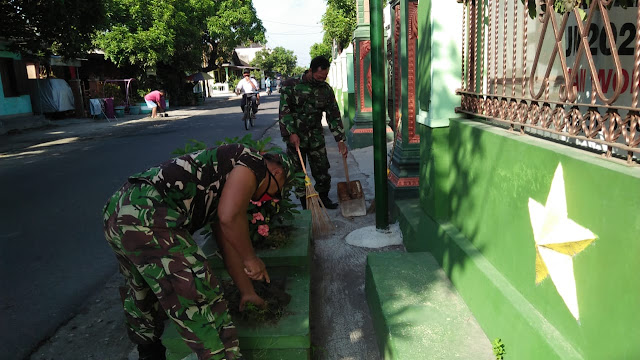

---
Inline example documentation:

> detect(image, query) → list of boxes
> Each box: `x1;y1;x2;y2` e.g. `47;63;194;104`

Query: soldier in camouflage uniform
279;55;348;209
103;144;292;360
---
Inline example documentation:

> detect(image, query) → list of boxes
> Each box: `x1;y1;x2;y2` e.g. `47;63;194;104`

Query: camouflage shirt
128;144;266;232
278;73;345;143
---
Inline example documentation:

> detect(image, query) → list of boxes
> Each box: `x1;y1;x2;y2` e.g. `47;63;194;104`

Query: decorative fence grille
456;0;640;164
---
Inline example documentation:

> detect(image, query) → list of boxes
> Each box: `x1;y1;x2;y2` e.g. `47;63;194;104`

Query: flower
257;224;269;237
251;212;265;224
250;200;263;207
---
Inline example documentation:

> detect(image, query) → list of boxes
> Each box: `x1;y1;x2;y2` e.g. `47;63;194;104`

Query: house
0;44;33;119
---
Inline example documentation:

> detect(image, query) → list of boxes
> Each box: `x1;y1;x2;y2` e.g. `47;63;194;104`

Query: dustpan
337;156;366;217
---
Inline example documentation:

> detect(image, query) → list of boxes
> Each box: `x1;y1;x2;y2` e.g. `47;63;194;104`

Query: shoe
137;341;166;360
319;192;338;209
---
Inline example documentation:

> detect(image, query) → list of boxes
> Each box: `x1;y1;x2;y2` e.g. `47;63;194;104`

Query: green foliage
250;70;263;85
227;73;241;88
94;0;264;105
171;139;207;156
0;0;107;60
203;0;266;68
215;134;273;152
310;43;332;62
102;83;126;105
251;47;298;76
321;0;357;53
492;338;506;360
95;0;205;69
292;66;308;77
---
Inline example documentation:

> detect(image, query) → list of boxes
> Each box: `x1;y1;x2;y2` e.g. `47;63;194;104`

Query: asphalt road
0;95;282;359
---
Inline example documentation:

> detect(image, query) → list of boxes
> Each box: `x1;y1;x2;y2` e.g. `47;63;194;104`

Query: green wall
0;51;33;117
412;119;640;359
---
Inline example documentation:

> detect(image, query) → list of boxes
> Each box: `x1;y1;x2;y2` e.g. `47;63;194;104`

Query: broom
296;147;333;237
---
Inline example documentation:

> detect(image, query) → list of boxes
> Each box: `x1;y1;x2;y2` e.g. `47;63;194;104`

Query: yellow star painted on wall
528;164;596;321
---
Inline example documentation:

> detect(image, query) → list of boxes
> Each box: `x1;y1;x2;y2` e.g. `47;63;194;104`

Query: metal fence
456;0;640;164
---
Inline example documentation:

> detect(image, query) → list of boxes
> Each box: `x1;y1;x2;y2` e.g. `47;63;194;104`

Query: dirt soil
221;278;291;324
28;272;134;360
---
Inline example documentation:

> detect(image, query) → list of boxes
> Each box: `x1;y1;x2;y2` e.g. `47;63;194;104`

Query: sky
252;0;327;68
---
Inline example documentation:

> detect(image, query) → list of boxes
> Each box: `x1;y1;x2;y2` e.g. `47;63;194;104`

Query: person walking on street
265;77;272;95
278;55;347;210
144;90;166;118
235;69;260;119
103;143;293;359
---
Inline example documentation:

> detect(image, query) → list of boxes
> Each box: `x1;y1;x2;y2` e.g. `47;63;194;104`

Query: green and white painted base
366;251;493;359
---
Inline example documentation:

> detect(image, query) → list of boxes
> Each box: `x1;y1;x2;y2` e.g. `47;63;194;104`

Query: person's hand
243;256;270;283
338;141;348;157
289;134;300;149
240;293;266;311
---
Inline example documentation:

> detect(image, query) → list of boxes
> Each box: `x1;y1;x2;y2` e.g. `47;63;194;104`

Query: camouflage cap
265;147;294;182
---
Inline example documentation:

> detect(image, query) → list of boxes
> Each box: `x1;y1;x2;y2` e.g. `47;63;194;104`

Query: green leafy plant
171;139;207;156
492;338;506;360
102;83;125;105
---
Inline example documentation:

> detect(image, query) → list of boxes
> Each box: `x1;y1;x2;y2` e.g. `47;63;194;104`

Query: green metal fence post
370;0;389;229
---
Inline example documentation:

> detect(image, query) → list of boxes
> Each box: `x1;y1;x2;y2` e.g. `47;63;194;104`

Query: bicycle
242;94;256;130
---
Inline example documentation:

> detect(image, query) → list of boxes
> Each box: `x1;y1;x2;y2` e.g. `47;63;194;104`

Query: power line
262;19;323;28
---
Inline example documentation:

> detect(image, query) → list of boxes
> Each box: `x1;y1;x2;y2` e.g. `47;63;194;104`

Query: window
26;63;37;79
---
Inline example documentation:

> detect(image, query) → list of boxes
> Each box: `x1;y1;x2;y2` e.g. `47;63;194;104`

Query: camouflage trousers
102;182;241;360
286;131;331;198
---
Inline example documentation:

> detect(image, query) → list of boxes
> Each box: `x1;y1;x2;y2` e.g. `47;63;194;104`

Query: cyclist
235;69;259;119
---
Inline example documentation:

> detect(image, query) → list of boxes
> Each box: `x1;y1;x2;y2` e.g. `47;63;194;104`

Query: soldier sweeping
103;144;292;360
279;55;348;210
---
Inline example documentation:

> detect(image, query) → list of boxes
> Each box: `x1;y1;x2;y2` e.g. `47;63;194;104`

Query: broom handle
296;147;308;175
342;156;350;183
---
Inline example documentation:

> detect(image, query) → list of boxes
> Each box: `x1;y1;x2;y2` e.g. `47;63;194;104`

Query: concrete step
366;251;493;360
163;268;310;360
202;210;312;269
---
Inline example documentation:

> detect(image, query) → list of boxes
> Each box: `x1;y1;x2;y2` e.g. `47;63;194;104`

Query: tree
292;66;308;77
94;0;265;104
0;0;107;60
321;0;356;53
310;43;332;62
94;0;264;71
203;0;266;70
251;47;298;76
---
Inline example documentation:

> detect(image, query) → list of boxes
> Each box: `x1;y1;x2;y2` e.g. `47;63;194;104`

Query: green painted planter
163;268;310;360
114;106;125;118
128;105;141;115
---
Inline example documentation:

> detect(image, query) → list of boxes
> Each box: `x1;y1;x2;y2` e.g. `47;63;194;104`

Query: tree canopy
0;0;107;60
94;0;265;72
251;47;298;76
321;0;356;53
310;43;332;62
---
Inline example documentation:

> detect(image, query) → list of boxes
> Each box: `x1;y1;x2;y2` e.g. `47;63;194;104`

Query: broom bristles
306;182;333;238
